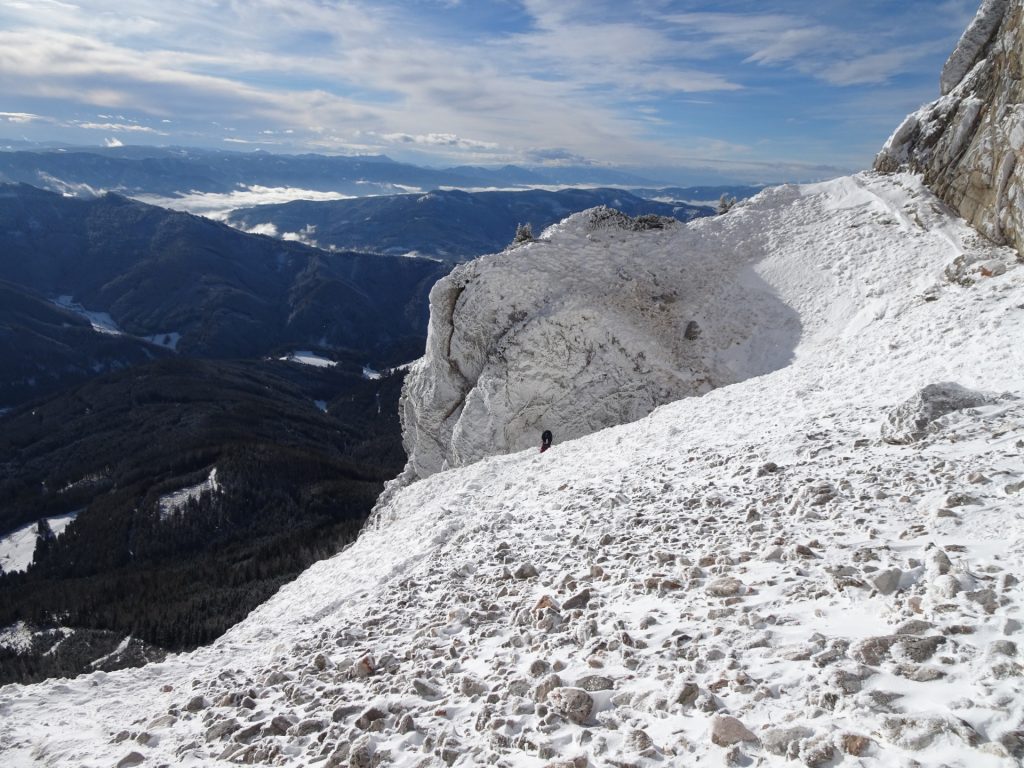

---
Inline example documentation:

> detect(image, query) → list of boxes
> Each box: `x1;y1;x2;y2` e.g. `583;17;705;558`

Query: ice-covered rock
876;0;1024;255
398;206;800;481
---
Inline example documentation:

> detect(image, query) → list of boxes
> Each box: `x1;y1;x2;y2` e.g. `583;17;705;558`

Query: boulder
881;383;993;444
546;687;594;724
710;715;759;747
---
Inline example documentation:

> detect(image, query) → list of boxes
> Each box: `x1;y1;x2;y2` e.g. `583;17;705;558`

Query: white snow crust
1;173;1022;768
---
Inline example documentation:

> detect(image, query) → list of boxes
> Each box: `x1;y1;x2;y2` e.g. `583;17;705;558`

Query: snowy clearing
157;469;221;521
51;295;123;335
142;332;182;351
278;351;337;368
0;512;78;574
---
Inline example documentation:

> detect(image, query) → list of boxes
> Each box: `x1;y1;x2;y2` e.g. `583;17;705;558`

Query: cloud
0;0;971;172
0;111;44;123
75;121;161;133
133;185;355;220
380;132;500;150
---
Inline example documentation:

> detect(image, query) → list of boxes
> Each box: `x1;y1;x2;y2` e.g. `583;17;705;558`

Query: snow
278;351;337;368
0;511;78;574
0;622;33;654
142;331;182;351
314;400;328;413
0;172;1022;767
89;636;133;670
51;295;122;335
157;468;220;520
362;365;383;380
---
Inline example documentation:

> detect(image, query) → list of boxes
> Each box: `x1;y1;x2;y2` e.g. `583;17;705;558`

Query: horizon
0;1;980;184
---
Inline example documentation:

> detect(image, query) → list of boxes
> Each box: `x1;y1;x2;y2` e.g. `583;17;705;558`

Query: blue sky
0;0;980;182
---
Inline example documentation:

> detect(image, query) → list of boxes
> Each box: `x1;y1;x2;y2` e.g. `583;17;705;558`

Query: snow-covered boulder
875;0;1024;255
398;206;800;481
880;381;995;444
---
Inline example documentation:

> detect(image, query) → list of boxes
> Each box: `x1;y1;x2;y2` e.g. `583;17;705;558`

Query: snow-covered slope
399;208;799;482
875;0;1024;255
1;172;1022;768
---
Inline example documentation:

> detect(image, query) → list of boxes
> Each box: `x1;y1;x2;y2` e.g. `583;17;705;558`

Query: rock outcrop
880;381;996;444
398;206;800;481
875;0;1024;255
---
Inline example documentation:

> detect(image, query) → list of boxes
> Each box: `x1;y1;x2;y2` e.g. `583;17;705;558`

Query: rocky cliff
398;207;800;481
875;0;1024;255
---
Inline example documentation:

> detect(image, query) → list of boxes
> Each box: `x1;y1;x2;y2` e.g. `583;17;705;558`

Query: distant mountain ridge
0;146;668;198
227;187;713;261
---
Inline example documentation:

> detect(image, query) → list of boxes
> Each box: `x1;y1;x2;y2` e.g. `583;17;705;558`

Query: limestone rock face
875;0;1024;255
398;206;799;481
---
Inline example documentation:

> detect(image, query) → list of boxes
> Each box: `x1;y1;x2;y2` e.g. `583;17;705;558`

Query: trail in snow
0;173;1021;768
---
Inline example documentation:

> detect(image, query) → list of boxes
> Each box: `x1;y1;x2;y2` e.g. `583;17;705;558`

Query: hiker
540;430;553;453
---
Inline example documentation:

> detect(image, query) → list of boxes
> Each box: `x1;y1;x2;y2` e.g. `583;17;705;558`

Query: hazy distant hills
0;146;667;197
0;184;447;385
0;144;770;200
227;187;714;261
0;148;470;196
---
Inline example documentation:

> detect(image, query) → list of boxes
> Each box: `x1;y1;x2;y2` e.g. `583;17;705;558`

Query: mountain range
227;187;713;261
0;183;447;406
0;146;666;198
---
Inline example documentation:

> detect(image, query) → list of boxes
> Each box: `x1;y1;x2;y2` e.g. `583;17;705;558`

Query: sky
0;0;981;183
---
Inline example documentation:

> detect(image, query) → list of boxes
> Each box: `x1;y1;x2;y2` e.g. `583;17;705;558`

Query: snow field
0;172;1021;767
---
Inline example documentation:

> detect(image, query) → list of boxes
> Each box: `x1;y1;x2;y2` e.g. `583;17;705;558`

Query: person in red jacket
540;430;553;453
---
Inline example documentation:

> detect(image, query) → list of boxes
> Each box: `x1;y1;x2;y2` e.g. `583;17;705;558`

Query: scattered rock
706;577;743;597
352;654;375;678
575;674;614;692
184;695;207;713
562;588;592;611
711;715;758;747
880;715;980;751
534;674;563;703
116;753;146;768
627;728;654;753
514;563;539;579
841;732;872;756
293;718;326;737
872;568;902;595
546;687;593;724
761;725;812;757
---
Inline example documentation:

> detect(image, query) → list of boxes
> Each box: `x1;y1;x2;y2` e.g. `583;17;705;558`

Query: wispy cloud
0;0;974;175
0;111;44;123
